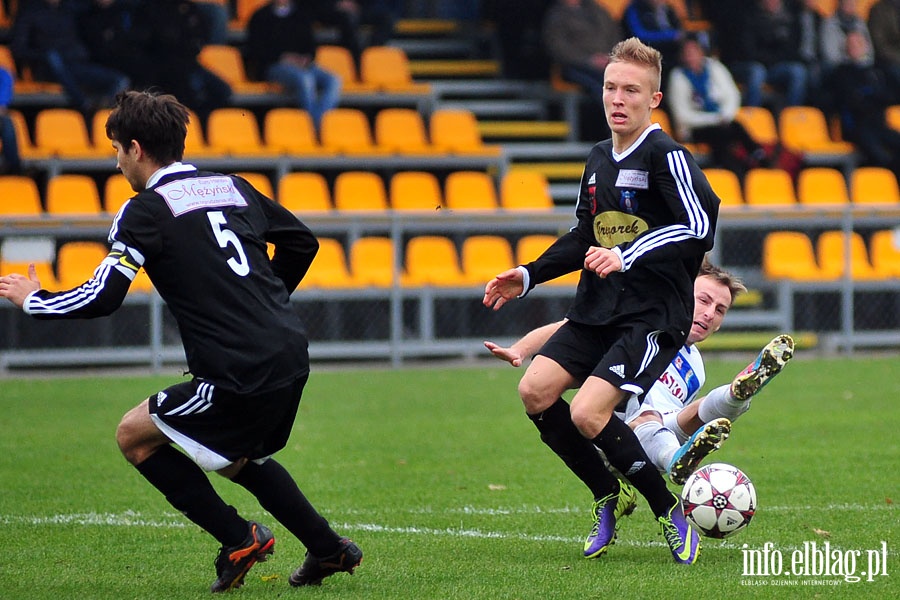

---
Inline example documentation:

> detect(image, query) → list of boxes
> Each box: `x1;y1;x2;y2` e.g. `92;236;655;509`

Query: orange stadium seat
198;44;280;94
735;106;779;146
34;108;100;158
703;168;744;208
796;167;850;206
444;171;499;211
56;241;109;289
320;108;383;155
278;172;332;213
206;108;274;156
816;230;881;280
374;108;434;155
359;46;431;94
103;173;135;214
263;108;323;155
500;170;554;211
850;167;900;205
762;231;827;281
0;176;43;217
429;109;502;156
45;175;103;216
516;234;580;286
350;237;397;287
744;168;798;208
460;235;515;286
402;235;467;287
869;229;900;278
233;171;274;199
333;171;388;211
300;238;356;289
389;171;443;211
315;45;376;93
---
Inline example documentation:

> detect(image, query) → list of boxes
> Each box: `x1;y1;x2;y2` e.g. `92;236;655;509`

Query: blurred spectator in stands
699;0;754;69
621;0;685;76
542;0;621;102
0;66;23;175
135;0;233;121
794;0;824;102
487;0;553;80
867;0;900;103
245;0;341;130
194;0;231;44
9;0;130;114
821;0;873;71
727;0;809;111
667;35;769;178
314;1;402;65
78;0;158;91
827;30;900;178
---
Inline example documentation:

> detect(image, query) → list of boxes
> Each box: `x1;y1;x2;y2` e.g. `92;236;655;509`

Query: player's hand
0;263;41;308
484;340;524;367
584;247;622;278
483;268;524;311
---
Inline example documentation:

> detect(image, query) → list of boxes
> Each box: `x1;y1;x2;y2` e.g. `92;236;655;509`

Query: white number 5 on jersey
207;211;250;276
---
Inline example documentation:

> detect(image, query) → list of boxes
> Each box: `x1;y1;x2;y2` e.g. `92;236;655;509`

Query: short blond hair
609;37;663;92
699;256;747;307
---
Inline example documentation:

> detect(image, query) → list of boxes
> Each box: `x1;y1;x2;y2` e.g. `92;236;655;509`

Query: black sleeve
261;197;319;293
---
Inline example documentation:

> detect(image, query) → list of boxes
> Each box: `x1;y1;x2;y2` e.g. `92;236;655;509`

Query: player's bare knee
518;377;555;413
630;411;663;428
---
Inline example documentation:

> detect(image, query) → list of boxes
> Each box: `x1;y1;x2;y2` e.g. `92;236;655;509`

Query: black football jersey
523;124;720;340
24;165;319;394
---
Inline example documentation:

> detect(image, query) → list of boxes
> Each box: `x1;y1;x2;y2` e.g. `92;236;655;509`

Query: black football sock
232;459;341;557
591;416;676;518
134;444;247;546
529;398;619;500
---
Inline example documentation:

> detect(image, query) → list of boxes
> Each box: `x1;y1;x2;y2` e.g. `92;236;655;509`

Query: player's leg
666;417;731;485
730;334;794;401
630;411;683;472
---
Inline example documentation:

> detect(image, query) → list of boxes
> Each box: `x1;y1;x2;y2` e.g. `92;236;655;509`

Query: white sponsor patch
156;176;247;216
615;169;650;189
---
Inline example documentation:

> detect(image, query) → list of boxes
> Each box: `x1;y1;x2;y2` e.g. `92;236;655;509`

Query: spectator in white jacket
667;35;769;178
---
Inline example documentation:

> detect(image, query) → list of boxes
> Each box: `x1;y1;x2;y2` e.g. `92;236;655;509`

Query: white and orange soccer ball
681;462;757;538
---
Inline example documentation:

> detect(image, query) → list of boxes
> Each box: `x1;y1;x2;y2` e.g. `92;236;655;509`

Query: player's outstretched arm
0;263;41;308
484;319;565;367
482;268;525;311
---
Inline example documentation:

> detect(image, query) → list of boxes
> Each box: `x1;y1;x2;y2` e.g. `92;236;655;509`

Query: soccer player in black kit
483;38;719;564
0;90;361;592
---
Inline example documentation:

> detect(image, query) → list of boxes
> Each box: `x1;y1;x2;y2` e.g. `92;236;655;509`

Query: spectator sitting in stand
314;0;403;66
621;0;685;79
0;66;23;175
867;0;900;103
78;0;158;92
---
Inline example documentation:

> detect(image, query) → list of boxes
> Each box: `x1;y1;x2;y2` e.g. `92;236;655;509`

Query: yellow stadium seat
103;173;135;214
319;108;382;155
374;108;434;154
232;0;269;29
315;45;376;93
734;106;779;146
91;108;113;155
816;230;881;280
0;176;43;216
429;109;502;156
350;237;397;287
778;105;854;156
500;170;554;211
516;234;580;286
389;171;443;211
299;238;356;289
762;231;828;281
0;259;59;291
233;171;274;199
461;235;515;286
8;109;49;160
444;171;499;211
278;172;332;213
402;235;467;287
34;108;99;157
333;171;388;211
850;167;900;205
887;105;900;132
869;229;900;278
359;46;431;93
744;168;798;207
130;267;155;294
184;109;212;158
703;168;744;208
263;108;322;155
46;174;103;216
206;108;273;156
56;241;109;289
198;44;280;94
796;167;849;206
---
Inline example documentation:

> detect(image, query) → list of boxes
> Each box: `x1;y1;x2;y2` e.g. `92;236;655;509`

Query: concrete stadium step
478;120;571;141
438;99;547;119
506;161;585;180
408;59;501;78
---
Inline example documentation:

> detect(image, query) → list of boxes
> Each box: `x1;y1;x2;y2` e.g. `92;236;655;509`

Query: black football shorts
148;375;308;471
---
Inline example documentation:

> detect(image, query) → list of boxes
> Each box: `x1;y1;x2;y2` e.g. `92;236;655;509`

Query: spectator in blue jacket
0;67;23;175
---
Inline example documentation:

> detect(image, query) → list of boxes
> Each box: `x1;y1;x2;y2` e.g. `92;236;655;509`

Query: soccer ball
680;462;756;539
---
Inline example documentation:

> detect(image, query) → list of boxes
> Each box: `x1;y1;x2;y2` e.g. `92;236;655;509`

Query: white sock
698;383;751;423
662;412;691;445
633;421;680;472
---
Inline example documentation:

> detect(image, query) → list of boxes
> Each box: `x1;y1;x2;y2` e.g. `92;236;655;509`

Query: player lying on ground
485;260;793;552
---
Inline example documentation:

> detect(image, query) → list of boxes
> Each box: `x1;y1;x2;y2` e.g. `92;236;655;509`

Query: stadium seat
91;108;113;155
56;241;109;289
703;168;744;208
198;44;280;94
0;176;43;217
184;109;212;157
500;170;554;211
816;230;881;280
886;105;900;132
320;108;382;155
46;174;103;216
850;167;900;205
734;106;779;146
278;172;332;213
103;173;135;214
315;45;376;93
0;44;63;96
206;108;274;156
796;167;850;206
744;168;798;207
349;237;397;287
232;0;269;30
460;235;515;285
516;234;580;286
374;108;433;154
8;109;49;160
389;171;443;211
429;109;502;156
762;231;827;280
34;108;99;157
0;259;59;290
333;171;389;211
869;229;900;278
233;171;274;199
444;171;499;211
402;235;467;287
359;46;431;94
263;108;323;155
299;238;356;289
778;105;854;156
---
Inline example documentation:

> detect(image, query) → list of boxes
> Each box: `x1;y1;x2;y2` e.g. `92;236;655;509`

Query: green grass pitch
0;356;897;599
